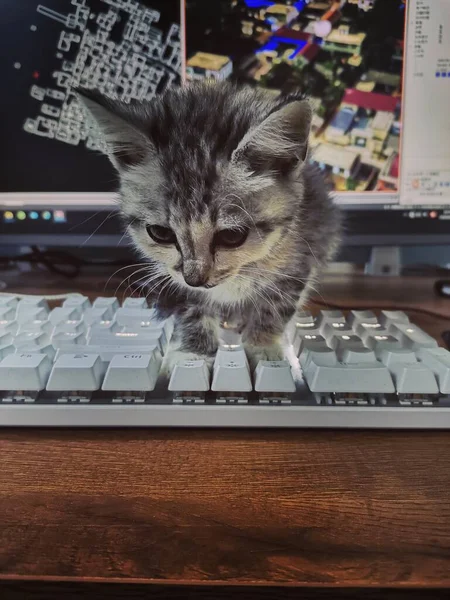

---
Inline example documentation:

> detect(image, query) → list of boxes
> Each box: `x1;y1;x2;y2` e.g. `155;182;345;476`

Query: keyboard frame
1;402;450;428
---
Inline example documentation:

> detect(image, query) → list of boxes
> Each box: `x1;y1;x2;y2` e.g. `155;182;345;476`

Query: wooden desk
1;269;450;599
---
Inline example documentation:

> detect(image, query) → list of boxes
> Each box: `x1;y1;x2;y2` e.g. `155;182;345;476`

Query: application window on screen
185;0;450;208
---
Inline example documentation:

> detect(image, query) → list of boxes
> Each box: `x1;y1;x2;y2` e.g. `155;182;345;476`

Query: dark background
0;0;180;194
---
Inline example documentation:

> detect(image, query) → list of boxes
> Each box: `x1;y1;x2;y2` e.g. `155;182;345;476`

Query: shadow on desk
1;582;450;600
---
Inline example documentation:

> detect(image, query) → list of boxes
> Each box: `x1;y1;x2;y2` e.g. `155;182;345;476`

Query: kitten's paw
161;349;214;377
245;344;285;370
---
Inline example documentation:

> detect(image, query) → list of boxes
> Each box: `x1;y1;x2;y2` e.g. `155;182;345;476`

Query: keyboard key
103;353;161;391
129;318;173;342
293;310;315;326
51;331;86;348
378;348;417;367
0;307;16;321
354;321;384;337
303;356;395;394
379;310;410;328
316;310;346;326
417;347;450;394
363;332;403;352
390;364;438;394
331;335;367;356
56;344;161;363
388;322;438;350
122;298;148;309
0;344;15;360
219;328;242;347
47;353;106;391
377;349;438;393
0;295;18;308
92;297;119;318
0;320;18;335
293;330;328;355
341;348;377;363
14;331;49;349
62;295;91;311
82;307;110;326
123;326;168;351
300;347;336;369
169;359;210;392
0;353;51;390
320;321;352;338
212;347;252;392
88;320;120;334
0;331;13;346
16;307;49;324
18;319;53;335
49;307;80;325
113;307;159;327
88;330;164;353
53;320;86;335
254;361;296;393
16;296;49;313
347;310;378;327
17;343;56;361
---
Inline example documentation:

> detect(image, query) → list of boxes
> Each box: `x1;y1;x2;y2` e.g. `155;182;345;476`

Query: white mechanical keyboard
0;293;449;428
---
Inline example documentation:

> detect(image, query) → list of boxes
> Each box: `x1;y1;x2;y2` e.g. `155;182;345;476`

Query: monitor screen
1;0;449;246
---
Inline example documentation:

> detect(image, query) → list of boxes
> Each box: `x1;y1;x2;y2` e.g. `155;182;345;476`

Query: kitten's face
77;83;311;300
123;163;289;294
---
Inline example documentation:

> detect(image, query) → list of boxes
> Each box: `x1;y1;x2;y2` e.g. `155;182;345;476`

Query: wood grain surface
0;268;449;595
1;426;450;587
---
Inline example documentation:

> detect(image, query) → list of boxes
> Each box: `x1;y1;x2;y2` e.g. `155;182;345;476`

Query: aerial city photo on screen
186;0;406;194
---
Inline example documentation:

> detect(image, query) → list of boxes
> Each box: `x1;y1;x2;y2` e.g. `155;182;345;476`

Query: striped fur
77;82;341;365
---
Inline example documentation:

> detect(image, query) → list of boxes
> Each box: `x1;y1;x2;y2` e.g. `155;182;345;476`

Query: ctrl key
0;353;51;391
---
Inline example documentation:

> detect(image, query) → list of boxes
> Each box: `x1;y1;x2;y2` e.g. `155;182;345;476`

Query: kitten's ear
232;100;312;175
75;88;152;171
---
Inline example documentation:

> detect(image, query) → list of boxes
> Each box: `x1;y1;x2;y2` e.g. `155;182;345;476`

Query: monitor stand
365;246;401;276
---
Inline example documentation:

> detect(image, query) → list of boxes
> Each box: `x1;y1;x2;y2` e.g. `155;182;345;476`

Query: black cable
0;248;133;279
309;296;450;321
30;246;80;278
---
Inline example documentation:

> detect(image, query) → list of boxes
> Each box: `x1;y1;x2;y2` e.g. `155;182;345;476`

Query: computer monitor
1;0;450;250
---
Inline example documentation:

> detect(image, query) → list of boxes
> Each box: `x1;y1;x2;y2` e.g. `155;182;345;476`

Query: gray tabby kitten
78;82;340;368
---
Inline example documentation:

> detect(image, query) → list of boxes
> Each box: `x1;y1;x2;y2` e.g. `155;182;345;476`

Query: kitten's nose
183;272;208;287
183;260;210;288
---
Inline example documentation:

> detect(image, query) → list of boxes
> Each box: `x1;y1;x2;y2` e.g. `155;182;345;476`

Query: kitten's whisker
236;276;262;324
240;268;299;304
114;265;162;299
103;262;150;292
144;274;171;304
121;268;157;299
114;268;151;299
80;211;117;248
117;218;138;247
136;270;166;295
241;266;327;307
69;210;101;232
237;273;285;325
154;275;173;305
297;235;321;268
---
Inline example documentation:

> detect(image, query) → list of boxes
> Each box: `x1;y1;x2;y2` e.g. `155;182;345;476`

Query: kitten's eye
214;228;249;248
146;225;176;245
